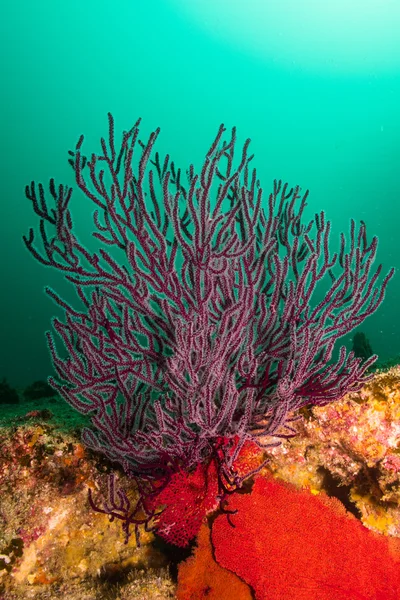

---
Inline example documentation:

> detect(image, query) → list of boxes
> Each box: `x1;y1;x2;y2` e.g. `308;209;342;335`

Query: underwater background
1;0;400;389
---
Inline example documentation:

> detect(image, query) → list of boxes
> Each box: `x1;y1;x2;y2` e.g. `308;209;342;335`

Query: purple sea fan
23;113;393;539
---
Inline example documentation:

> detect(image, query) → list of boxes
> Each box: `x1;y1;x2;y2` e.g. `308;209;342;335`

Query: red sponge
153;460;219;547
212;474;400;600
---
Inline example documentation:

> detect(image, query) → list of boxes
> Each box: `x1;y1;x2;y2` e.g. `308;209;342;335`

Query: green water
1;0;400;388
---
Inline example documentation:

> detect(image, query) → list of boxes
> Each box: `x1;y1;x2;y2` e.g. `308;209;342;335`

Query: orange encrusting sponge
177;522;253;600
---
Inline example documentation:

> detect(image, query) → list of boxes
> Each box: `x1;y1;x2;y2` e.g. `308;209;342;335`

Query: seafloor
2;365;400;599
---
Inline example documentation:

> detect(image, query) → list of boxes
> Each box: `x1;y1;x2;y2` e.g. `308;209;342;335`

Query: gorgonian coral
23;114;394;543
